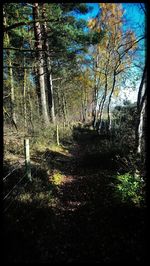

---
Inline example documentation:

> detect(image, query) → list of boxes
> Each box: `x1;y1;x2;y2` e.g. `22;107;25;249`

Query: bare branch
52;78;63;81
139;3;147;16
3;107;18;131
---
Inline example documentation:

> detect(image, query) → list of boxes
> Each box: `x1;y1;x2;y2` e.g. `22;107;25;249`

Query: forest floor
3;127;147;263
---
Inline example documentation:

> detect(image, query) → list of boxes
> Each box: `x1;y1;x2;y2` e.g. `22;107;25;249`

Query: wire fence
3;121;74;212
3;151;53;213
3;136;54;212
3;165;22;182
3;178;31;213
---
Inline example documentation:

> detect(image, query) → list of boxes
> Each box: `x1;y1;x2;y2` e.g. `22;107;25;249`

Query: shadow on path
3;127;147;263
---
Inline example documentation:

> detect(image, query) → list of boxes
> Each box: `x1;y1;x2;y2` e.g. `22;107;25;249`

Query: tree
3;7;17;127
33;3;50;125
88;3;140;133
41;3;55;123
3;3;104;131
135;4;147;157
136;60;147;155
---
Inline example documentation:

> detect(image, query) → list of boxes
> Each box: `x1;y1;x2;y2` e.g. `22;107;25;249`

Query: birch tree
88;3;139;133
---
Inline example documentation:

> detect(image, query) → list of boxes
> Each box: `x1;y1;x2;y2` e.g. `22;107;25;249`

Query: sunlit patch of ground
4;127;146;263
60;175;75;184
50;145;72;157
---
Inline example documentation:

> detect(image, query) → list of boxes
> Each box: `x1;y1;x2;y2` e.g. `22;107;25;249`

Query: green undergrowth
51;170;65;186
30;124;73;154
114;172;145;206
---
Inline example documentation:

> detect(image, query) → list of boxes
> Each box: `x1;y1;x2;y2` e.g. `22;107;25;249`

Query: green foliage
112;103;137;154
59;125;73;144
51;171;64;186
113;104;137;130
30;124;57;152
115;172;144;205
58;3;92;14
89;31;105;45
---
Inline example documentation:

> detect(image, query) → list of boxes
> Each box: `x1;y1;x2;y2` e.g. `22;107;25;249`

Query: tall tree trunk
136;64;147;155
81;87;87;124
33;3;49;125
98;47;111;133
9;60;17;125
98;73;108;132
135;64;147;152
3;8;17;126
137;64;147;112
42;3;55;123
34;66;42;116
62;92;68;123
107;71;116;132
97;94;104;126
92;52;99;128
27;80;34;133
92;86;98;128
49;72;55;123
137;97;146;154
98;97;105;132
23;65;27;131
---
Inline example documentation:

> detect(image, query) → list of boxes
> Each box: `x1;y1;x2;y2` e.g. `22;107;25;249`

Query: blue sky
76;3;145;38
77;3;146;66
76;3;146;105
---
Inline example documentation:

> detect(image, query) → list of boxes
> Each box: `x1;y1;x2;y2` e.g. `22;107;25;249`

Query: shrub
112;103;137;154
115;172;144;205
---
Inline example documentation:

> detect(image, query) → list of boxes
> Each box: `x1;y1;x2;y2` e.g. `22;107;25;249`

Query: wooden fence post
24;138;32;181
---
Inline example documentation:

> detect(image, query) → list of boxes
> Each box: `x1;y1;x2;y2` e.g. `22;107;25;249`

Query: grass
3;125;146;263
50;144;70;156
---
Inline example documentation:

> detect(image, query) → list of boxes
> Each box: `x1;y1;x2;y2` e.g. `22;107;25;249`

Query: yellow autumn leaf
87;18;97;29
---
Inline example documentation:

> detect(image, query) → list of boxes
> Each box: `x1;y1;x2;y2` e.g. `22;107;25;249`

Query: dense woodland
3;3;147;263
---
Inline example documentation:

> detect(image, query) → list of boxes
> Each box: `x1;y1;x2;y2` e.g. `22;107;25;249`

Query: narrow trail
4;128;146;263
49;136;145;263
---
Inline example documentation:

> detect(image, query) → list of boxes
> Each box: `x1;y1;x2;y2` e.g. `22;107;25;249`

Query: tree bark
107;71;116;132
3;8;17;126
136;64;147;154
9;60;17;125
92;51;100;128
42;3;55;123
49;72;55;123
98;73;108;132
137;97;146;154
27;82;34;133
81;87;87;124
23;65;27;131
62;92;67;123
98;46;111;133
33;3;49;125
137;64;147;112
92;86;98;128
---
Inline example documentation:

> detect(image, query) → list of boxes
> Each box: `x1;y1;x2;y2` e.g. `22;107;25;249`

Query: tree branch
3;107;18;131
3;18;60;32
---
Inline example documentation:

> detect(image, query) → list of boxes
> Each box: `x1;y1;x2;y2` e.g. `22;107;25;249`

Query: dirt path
37;137;146;263
4;130;146;263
